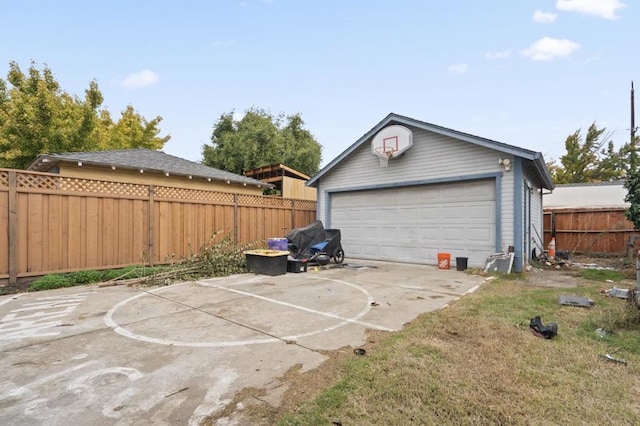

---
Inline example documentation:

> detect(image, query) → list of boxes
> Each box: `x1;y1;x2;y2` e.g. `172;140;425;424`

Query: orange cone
548;237;556;260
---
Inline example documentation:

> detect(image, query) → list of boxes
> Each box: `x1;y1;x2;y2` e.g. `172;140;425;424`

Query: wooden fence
543;208;637;255
0;169;317;285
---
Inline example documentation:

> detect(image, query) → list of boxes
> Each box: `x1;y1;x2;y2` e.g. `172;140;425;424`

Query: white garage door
330;180;495;267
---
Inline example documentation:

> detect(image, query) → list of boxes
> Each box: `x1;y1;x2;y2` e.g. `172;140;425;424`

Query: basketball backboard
371;125;413;160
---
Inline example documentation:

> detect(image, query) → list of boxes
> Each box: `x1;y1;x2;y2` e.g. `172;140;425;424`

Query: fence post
8;171;17;286
233;193;238;246
148;185;154;266
291;199;296;231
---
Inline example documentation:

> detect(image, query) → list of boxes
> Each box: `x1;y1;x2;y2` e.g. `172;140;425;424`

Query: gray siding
317;126;516;249
525;170;545;257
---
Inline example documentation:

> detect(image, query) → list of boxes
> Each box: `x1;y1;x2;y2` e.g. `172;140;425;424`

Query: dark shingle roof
27;148;271;188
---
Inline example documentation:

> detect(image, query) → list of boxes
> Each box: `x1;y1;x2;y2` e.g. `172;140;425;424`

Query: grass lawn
255;270;640;425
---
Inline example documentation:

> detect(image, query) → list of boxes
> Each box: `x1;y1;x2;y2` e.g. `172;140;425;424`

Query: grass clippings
244;272;640;425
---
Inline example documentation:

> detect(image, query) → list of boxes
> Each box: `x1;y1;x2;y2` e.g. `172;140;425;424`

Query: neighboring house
27;148;271;195
244;163;317;201
544;181;628;209
307;113;554;272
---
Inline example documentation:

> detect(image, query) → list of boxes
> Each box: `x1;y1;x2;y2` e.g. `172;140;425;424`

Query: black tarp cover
286;220;326;258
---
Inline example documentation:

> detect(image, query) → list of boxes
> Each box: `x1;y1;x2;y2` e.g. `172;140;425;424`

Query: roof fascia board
528;153;555;190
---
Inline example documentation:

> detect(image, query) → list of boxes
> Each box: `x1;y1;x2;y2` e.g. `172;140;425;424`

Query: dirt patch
523;268;581;288
219;335;388;425
525;254;636;288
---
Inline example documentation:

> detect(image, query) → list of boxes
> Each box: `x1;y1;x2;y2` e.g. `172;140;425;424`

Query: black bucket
456;257;468;271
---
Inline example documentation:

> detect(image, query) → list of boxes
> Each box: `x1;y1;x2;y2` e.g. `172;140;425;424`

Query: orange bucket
437;252;451;270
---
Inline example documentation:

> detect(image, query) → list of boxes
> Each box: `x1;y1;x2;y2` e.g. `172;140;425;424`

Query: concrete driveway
0;261;485;425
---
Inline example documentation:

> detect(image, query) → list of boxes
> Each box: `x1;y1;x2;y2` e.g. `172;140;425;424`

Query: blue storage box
267;238;289;251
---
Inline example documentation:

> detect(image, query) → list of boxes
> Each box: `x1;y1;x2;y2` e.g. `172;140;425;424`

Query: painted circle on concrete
104;277;376;347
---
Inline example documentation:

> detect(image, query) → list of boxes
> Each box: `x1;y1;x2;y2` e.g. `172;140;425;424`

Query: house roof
27;148;273;188
307;113;554;190
544;181;629;209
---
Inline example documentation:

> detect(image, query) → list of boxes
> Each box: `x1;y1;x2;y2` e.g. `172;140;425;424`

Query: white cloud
448;63;469;74
556;0;625;20
485;50;511;60
120;70;160;89
521;37;580;61
533;10;558;23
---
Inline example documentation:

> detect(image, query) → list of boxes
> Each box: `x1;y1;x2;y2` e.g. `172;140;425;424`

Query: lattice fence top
17;173;60;190
239;194;293;208
60;177;149;197
0;170;8;188
293;199;317;210
12;170;149;197
155;186;235;204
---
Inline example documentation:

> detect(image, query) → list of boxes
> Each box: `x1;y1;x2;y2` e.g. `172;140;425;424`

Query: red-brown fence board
543;208;637;255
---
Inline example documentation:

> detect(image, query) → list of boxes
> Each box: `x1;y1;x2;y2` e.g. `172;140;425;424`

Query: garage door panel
468;204;494;220
364;244;382;256
419;227;439;240
443;186;466;201
346;209;364;220
397;227;416;240
331;180;496;267
378;208;398;221
442;205;464;219
397;246;415;260
466;183;495;200
362;226;379;238
467;226;493;240
379;227;398;242
398;207;420;222
442;227;465;241
420;206;440;220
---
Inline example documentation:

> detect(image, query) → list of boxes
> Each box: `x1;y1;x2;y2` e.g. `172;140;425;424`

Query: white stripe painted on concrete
104;278;396;348
197;280;395;332
0;294;22;307
0;361;99;401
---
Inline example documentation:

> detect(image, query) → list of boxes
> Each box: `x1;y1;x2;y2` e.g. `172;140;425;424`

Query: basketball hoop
374;147;396;168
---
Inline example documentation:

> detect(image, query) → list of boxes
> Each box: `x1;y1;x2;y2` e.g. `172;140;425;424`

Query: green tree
624;169;640;230
0;61;169;169
551;123;625;183
202;108;322;176
95;106;170;151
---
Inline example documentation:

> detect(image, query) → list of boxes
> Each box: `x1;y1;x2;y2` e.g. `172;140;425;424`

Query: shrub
28;274;74;292
101;266;138;281
67;270;104;284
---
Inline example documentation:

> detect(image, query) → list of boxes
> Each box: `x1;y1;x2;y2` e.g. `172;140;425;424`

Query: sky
2;0;638;167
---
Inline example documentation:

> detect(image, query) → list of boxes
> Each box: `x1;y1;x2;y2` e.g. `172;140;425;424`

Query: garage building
307;113;554;271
